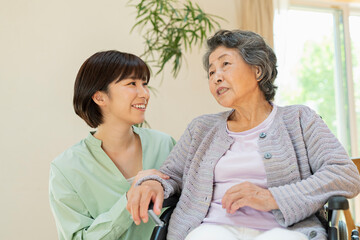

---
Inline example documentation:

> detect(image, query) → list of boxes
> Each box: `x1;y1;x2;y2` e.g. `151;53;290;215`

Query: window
273;0;360;221
349;14;360;154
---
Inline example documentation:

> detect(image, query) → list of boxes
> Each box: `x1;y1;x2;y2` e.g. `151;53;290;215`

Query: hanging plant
128;0;224;78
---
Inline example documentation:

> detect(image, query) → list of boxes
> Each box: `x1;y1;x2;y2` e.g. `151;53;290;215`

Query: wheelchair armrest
327;196;349;210
149;194;180;240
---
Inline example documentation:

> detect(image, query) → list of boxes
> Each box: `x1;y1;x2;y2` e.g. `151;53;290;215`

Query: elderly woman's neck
228;98;273;132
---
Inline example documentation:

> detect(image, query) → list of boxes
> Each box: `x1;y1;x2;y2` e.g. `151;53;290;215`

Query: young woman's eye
128;82;136;86
143;82;148;86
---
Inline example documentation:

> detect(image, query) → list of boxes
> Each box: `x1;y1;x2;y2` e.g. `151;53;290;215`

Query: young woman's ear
92;91;107;106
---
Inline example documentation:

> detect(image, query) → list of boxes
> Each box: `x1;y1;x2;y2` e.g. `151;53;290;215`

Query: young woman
49;50;175;239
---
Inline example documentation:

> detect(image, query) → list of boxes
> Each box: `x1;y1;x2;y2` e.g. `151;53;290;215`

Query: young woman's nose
137;84;150;98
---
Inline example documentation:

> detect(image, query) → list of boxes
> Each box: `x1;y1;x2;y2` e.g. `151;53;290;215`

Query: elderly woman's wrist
135;175;171;196
142;179;162;188
265;189;279;210
136;175;162;186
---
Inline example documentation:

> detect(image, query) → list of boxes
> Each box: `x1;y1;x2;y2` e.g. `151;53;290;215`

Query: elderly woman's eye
209;71;215;76
224;62;230;66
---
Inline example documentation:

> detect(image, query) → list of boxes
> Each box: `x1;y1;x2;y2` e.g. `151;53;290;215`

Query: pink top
202;105;283;231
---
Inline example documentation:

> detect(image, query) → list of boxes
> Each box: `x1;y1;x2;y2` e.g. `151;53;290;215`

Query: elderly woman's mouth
217;87;229;95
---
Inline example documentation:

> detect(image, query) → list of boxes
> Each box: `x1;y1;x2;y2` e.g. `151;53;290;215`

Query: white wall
0;0;239;238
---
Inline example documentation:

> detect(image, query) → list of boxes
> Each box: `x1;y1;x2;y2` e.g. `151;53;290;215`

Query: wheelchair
149;158;360;240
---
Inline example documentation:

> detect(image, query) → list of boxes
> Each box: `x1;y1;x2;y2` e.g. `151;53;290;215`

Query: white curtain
273;0;289;70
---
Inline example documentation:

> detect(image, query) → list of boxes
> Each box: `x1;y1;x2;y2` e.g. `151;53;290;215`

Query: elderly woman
126;30;360;240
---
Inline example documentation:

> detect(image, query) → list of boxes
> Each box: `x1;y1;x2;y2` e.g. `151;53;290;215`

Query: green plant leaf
129;0;225;78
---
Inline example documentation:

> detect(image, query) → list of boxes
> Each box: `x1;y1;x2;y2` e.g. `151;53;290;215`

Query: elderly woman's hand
130;169;169;189
221;181;279;214
126;180;165;225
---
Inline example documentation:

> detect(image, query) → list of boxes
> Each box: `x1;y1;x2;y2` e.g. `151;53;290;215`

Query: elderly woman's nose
211;72;223;84
214;75;223;84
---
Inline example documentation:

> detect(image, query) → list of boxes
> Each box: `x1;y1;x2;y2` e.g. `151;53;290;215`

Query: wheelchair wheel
338;220;347;240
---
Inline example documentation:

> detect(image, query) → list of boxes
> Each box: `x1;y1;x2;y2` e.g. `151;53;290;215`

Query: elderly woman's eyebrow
218;53;230;60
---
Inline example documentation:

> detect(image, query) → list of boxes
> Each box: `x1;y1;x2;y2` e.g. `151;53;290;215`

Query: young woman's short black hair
73;50;150;128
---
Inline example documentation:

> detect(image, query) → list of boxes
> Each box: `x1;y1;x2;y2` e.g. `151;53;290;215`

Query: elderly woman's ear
254;66;262;81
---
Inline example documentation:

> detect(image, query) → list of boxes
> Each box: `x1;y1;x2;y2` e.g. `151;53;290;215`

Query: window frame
279;0;360;223
291;0;359;159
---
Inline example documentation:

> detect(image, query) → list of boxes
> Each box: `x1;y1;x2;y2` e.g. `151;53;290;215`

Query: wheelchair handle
352;229;359;240
148;194;180;227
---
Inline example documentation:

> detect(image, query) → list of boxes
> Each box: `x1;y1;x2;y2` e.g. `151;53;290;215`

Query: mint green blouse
49;127;176;240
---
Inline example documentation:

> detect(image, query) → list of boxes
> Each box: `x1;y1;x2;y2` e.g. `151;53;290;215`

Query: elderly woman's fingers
229;199;246;213
221;181;279;213
139;169;169;179
126;180;163;225
138;189;153;224
226;194;245;213
221;183;246;211
126;188;142;225
137;180;164;223
152;189;164;215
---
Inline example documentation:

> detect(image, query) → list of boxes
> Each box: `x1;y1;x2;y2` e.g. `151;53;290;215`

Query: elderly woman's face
208;46;259;108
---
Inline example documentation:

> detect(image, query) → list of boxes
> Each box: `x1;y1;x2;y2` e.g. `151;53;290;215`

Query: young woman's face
102;77;150;126
208;46;259;108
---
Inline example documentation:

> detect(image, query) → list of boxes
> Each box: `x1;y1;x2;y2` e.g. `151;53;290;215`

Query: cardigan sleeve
49;164;133;240
269;107;360;227
137;127;193;199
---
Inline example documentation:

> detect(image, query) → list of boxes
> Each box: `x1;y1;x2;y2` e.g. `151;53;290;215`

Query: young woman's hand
126;180;165;225
221;181;279;214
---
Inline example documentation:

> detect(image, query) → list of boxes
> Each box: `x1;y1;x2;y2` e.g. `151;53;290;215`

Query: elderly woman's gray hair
203;29;278;101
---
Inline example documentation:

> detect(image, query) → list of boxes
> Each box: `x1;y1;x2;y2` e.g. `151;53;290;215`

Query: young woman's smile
104;78;150;125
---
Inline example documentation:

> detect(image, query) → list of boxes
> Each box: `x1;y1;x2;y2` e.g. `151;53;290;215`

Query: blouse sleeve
137;127;193;198
49;164;133;240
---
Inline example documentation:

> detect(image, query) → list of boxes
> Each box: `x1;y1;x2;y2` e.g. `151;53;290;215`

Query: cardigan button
309;230;317;238
264;153;272;159
259;132;267;138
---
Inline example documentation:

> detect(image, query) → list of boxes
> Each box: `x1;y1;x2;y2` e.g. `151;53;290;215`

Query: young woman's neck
93;123;136;153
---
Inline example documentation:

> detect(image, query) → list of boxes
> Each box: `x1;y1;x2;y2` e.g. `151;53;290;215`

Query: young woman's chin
132;117;146;126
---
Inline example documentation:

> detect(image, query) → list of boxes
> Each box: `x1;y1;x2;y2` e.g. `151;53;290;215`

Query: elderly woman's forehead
209;47;241;61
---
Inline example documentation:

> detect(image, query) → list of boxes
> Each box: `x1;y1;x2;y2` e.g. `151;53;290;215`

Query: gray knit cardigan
139;105;360;240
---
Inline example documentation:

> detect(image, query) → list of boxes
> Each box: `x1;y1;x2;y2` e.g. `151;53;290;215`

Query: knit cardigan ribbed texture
139;105;360;240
